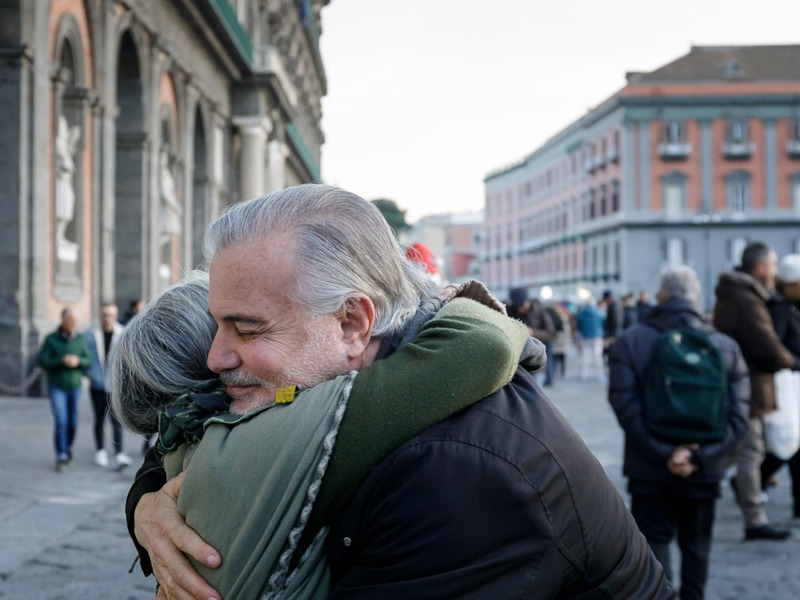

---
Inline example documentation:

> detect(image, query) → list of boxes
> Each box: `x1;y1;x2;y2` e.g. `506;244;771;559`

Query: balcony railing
722;141;754;159
657;142;691;160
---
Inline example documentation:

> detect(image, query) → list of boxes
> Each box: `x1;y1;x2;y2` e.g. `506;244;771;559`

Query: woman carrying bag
764;254;800;520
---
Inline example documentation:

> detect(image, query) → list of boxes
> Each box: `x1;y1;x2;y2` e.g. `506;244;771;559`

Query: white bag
763;369;800;460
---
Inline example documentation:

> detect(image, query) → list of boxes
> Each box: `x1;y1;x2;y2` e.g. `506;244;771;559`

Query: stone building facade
483;45;800;309
0;0;329;390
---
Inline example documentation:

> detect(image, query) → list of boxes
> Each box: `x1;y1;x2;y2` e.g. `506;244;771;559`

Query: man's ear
339;294;375;359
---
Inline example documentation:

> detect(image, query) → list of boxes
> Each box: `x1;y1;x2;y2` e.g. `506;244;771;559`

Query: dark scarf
155;386;229;460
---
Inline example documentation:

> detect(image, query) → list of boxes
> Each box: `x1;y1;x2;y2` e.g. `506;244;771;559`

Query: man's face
61;311;76;334
207;237;351;414
100;305;118;332
755;250;778;291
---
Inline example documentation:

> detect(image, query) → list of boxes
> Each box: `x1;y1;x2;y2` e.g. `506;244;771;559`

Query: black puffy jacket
327;366;674;599
608;299;750;488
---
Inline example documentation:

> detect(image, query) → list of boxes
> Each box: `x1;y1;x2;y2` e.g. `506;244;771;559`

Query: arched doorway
191;106;208;267
113;31;145;310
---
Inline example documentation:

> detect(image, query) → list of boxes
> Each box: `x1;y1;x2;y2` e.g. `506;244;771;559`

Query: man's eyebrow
214;312;266;325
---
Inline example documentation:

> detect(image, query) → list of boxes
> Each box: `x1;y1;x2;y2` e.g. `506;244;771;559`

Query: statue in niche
159;146;182;244
55;114;81;262
158;146;182;288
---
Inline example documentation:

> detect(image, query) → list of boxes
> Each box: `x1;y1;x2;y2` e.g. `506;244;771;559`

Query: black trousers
90;388;123;454
631;493;716;600
762;450;800;517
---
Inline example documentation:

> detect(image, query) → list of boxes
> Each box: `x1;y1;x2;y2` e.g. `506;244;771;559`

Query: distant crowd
504;241;800;599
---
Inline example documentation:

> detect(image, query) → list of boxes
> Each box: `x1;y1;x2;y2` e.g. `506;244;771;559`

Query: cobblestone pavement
2;366;799;599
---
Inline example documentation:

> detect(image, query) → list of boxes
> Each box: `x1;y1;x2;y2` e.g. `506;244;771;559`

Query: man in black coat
609;266;750;600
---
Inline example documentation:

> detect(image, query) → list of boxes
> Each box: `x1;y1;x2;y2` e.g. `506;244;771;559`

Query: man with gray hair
126;184;673;599
609;265;750;599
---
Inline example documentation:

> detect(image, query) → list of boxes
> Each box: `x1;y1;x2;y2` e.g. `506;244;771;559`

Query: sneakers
114;452;132;470
745;525;791;541
55;459;69;473
94;449;109;468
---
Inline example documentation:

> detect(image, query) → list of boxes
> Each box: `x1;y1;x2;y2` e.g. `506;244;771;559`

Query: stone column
266;137;289;192
233;116;272;198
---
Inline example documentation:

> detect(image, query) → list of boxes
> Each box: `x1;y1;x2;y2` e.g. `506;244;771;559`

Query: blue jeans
48;385;81;460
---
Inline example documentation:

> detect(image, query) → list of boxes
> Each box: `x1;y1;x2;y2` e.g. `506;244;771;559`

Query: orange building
483;45;800;309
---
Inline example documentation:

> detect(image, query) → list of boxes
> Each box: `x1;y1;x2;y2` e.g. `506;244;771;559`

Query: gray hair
108;270;218;434
657;265;702;310
203;184;436;337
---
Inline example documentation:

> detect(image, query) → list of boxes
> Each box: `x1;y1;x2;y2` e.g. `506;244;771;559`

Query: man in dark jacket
38;307;91;472
714;242;800;541
506;287;557;386
125;185;674;599
609;266;749;600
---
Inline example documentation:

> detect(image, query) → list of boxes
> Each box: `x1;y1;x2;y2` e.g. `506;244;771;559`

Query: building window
792;173;800;216
662;172;687;220
664;121;685;143
724;60;745;78
666;237;684;267
659;121;691;159
788;122;800;158
727;120;749;143
723;120;753;159
726;171;750;214
611;180;620;212
600;184;608;216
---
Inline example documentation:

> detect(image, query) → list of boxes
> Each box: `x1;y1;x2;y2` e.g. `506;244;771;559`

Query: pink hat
405;242;438;276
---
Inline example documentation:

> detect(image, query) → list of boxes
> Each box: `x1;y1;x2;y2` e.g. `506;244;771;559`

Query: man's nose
207;330;240;374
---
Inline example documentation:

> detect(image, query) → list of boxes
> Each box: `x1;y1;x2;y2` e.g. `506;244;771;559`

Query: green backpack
643;327;729;444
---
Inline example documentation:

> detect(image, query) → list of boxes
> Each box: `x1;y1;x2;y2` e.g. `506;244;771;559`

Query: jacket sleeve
125;446;167;576
327;376;672;599
692;336;751;471
309;298;529;530
736;298;798;372
77;336;92;370
38;335;62;370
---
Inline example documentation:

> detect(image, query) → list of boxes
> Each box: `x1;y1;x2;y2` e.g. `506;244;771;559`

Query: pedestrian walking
548;302;572;381
86;302;131;470
609;266;749;599
577;298;606;381
506;287;557;386
714;241;799;540
763;253;800;520
38;307;91;472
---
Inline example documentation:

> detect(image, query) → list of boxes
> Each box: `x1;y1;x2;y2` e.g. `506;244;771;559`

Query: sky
318;0;800;223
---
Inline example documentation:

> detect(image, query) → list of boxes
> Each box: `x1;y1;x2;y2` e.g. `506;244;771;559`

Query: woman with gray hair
109;270;530;599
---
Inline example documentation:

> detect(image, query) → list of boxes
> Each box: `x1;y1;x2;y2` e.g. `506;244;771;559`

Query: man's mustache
219;370;268;388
